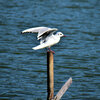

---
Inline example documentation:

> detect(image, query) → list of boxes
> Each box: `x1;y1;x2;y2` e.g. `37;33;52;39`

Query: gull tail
32;44;48;50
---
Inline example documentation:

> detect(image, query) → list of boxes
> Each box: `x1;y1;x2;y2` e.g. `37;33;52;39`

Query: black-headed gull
22;27;66;53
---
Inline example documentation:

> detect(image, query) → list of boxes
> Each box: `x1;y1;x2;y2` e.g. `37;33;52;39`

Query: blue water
0;0;100;100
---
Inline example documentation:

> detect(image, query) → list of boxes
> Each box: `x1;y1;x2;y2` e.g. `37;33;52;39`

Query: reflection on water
0;0;100;99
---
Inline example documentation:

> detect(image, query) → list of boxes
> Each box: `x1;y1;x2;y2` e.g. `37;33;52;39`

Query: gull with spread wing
21;27;66;53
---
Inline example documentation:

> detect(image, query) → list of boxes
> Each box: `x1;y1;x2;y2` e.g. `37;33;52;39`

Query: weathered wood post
54;77;72;100
47;51;72;100
47;51;54;100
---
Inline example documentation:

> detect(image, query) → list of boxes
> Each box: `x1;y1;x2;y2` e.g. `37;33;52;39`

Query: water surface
0;0;100;100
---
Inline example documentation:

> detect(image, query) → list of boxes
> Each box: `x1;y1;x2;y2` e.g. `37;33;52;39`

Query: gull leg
48;48;55;54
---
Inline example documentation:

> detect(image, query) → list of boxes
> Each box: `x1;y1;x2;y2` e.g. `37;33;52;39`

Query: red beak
63;35;66;37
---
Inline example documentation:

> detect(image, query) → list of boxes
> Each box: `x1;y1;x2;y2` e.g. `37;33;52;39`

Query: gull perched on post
21;27;66;53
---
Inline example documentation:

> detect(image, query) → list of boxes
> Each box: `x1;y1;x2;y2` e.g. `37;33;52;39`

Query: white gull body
22;27;65;51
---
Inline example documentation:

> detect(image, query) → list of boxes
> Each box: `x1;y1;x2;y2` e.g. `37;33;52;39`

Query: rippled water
0;0;100;100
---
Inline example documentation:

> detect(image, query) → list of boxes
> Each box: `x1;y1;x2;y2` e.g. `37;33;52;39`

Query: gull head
56;32;66;37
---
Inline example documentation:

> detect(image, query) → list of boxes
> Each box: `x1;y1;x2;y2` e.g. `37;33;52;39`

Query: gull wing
38;28;58;40
22;27;47;33
21;27;58;40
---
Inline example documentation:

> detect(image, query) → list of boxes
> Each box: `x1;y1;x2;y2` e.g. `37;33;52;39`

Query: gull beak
63;35;66;37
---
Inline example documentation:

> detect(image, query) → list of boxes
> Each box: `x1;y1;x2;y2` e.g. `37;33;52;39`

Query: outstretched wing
21;27;58;40
22;27;48;34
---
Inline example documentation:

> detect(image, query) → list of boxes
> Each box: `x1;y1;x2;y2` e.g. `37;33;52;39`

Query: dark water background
0;0;100;100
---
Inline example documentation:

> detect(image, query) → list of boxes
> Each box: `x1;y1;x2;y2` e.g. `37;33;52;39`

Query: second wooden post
47;51;54;100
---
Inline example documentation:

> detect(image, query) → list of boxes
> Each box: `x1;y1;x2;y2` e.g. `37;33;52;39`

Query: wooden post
54;77;72;100
47;51;54;100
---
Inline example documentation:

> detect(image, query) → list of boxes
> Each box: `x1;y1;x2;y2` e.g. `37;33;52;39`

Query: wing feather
21;27;46;33
21;27;58;40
